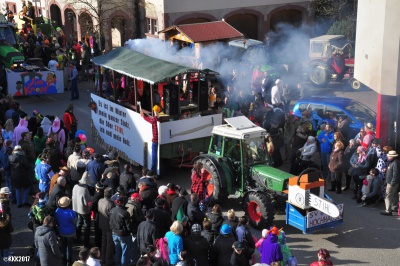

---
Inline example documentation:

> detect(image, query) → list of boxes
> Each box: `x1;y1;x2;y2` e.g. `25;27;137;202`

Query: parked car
292;96;376;138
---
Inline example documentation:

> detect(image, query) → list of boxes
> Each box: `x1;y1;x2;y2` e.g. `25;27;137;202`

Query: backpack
31;204;51;224
49;127;62;144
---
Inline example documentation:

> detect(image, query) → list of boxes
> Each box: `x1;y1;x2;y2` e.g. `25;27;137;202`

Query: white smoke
125;22;316;88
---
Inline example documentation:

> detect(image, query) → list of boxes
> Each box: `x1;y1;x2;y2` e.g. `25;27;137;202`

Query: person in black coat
97;187;115;266
9;145;31;208
183;224;210;266
91;182;104;249
206;204;224;232
137;210;159;255
46;176;67;214
212;224;236;266
0;208;13;262
186;193;205;226
138;182;158;214
230;241;247;266
222;209;239;240
150;197;172;237
201;219;219;245
171;188;189;222
119;163;137;193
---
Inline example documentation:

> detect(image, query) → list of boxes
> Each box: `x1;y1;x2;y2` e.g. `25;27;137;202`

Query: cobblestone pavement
5;80;386;265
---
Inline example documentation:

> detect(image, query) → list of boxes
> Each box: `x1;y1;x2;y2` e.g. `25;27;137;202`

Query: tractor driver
226;139;241;162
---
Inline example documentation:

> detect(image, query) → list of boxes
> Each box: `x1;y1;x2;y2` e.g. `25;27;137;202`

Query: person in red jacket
63;103;78;141
310;248;333;266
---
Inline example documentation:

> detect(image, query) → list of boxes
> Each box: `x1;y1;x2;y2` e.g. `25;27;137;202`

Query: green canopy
91;47;200;84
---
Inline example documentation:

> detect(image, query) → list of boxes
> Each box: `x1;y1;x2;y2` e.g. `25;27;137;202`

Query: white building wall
354;0;400;96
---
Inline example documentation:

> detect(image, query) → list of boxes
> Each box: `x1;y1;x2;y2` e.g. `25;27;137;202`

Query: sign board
6;69;64;96
306;204;344;229
91;94;222;173
307;193;340;218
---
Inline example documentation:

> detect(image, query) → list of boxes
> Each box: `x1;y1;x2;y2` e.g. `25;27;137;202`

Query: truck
0;14;25;92
193;116;344;232
308;35;361;89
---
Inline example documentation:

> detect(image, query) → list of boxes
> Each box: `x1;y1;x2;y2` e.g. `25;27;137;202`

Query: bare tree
311;0;357;21
66;0;135;51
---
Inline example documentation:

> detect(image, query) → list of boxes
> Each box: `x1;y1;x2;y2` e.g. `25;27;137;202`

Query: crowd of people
0;90;334;266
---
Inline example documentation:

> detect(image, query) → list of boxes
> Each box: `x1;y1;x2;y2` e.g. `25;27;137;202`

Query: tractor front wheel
309;62;330;87
196;157;228;205
244;191;274;229
349;77;361;90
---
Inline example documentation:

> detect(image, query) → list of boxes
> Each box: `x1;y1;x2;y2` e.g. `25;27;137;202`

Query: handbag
347;167;354;176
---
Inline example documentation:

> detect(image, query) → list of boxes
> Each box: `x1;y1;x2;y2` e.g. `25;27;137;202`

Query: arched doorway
50;5;62;28
64;9;77;43
225;14;258;39
270;9;303;32
79;12;93;39
178;17;211;25
111;16;126;48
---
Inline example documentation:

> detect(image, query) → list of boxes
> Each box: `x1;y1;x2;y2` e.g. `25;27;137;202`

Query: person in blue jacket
54;196;77;264
317;124;334;179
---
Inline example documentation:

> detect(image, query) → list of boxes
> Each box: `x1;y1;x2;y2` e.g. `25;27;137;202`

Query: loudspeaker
163;84;179;116
198;81;208;111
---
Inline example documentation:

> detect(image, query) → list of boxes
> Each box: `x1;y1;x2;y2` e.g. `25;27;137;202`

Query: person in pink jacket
13;118;29;147
47;118;66;152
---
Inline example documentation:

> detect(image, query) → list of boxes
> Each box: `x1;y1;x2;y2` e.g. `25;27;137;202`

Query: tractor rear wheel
349;77;361;90
244;191;274;229
0;63;7;95
309;61;330;87
197;157;228;205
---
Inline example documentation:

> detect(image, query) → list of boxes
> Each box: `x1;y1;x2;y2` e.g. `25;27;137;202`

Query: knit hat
0;187;11;195
191;224;201;234
233;241;245;250
220;224;232;235
158;185;168;196
131;193;142;201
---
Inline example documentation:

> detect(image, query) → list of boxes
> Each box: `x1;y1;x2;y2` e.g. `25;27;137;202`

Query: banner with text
7;69;64;96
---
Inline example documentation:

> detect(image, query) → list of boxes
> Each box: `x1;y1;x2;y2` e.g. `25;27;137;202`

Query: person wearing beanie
109;194;134;266
91;182;105;249
47;117;65;152
171;187;189;222
183;224;209;266
0;140;14;203
259;226;283;265
54;196;76;264
310;248;333;266
97;187;115;266
72;174;92;247
141;104;160;174
137;209;159;256
33;127;47;156
9;145;31;208
212;224;235;266
35;152;52;193
149;197;171;237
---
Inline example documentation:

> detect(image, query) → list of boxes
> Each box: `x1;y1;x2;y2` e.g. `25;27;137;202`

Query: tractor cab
209;116;270;188
309;35;350;59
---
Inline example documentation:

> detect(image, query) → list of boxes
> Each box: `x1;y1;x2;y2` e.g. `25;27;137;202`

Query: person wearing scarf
349;146;370;201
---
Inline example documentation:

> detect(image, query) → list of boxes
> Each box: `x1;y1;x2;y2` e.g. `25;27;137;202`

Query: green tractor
0;14;25;92
193;116;293;229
